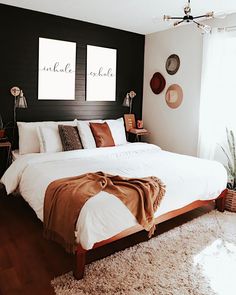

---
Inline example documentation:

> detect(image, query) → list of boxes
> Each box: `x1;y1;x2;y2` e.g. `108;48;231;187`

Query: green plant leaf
222;128;236;186
221;146;234;175
230;130;236;177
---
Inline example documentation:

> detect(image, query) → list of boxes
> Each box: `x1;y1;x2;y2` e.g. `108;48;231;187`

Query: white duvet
1;143;227;250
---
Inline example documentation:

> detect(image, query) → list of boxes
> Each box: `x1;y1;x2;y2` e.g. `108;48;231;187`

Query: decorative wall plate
165;84;183;109
150;72;166;94
165;54;180;75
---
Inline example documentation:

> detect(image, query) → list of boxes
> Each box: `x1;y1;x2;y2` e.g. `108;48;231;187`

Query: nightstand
0;141;12;177
128;128;150;142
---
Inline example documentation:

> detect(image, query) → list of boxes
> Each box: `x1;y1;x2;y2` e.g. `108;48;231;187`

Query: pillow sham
90;122;115;148
76;120;102;149
105;118;127;145
17;120;76;155
37;124;63;153
58;125;83;151
17;122;43;155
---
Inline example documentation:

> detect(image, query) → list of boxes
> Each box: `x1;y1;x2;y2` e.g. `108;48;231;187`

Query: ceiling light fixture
163;0;213;33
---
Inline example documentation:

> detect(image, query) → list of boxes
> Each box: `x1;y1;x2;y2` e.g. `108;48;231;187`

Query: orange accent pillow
90;122;115;148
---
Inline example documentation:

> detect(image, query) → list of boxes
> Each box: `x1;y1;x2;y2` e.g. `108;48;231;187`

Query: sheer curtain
198;28;236;160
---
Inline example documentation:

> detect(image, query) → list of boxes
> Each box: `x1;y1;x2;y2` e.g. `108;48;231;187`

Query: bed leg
73;249;86;280
215;189;227;212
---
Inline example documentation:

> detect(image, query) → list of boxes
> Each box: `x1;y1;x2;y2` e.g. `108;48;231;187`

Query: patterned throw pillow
58;125;83;151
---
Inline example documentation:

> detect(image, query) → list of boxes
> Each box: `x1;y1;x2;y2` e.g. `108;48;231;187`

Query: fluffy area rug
52;211;236;295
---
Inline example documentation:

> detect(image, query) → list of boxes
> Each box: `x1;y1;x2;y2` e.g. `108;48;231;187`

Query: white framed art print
38;37;76;100
86;45;117;101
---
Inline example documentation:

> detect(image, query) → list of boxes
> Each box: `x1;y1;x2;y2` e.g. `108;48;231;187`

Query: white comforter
1;143;227;250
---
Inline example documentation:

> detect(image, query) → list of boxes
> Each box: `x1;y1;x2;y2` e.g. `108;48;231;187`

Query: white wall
143;13;236;156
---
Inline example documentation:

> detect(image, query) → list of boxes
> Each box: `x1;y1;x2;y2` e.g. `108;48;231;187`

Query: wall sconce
122;90;136;114
10;86;28;124
10;86;28;144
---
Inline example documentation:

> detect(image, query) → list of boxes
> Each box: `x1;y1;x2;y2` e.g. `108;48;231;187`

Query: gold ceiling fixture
163;0;213;33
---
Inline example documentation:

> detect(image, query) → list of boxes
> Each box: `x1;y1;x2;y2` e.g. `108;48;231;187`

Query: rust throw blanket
44;172;166;253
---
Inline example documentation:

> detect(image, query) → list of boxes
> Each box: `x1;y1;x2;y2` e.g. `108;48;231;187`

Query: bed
1;141;227;279
11;149;21;161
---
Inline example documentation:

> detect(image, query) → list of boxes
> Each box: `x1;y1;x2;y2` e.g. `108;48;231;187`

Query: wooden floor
0;188;215;295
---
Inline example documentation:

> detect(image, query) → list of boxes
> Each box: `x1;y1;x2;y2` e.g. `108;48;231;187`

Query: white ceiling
1;0;236;34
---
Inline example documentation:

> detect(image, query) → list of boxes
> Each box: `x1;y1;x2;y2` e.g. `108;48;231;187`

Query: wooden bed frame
73;189;227;280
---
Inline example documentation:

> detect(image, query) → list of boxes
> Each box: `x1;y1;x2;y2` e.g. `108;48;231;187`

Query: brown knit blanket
43;172;166;253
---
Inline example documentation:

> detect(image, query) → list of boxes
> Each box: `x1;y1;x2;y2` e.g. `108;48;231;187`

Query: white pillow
105;118;127;145
18;122;42;154
37;124;63;153
17;120;76;155
77;120;102;149
57;120;77;126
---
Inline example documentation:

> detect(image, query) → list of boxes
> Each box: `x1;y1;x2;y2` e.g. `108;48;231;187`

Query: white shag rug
52;211;236;295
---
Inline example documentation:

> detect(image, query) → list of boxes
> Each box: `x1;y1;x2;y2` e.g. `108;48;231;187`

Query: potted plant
221;128;236;212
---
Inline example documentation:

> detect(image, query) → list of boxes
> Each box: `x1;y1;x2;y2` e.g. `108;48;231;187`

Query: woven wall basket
225;189;236;212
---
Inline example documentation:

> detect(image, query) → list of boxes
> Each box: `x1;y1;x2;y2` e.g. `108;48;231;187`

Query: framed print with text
38;37;76;100
86;45;117;101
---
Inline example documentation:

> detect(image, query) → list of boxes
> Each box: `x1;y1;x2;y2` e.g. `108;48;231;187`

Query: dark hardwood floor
0;187;215;295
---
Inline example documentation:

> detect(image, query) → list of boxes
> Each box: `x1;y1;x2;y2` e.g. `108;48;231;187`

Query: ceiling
1;0;236;34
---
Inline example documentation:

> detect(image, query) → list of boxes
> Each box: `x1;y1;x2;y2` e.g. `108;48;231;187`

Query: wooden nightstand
128;128;150;142
124;114;150;142
0;141;12;177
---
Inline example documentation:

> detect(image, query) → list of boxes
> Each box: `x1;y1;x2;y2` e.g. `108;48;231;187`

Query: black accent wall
0;4;144;134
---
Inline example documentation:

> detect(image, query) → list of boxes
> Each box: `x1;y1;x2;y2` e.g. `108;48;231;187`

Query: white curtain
198;28;236;160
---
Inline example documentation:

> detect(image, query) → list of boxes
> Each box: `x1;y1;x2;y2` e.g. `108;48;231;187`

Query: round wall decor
10;86;21;97
150;72;166;95
165;84;183;109
165;54;180;75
